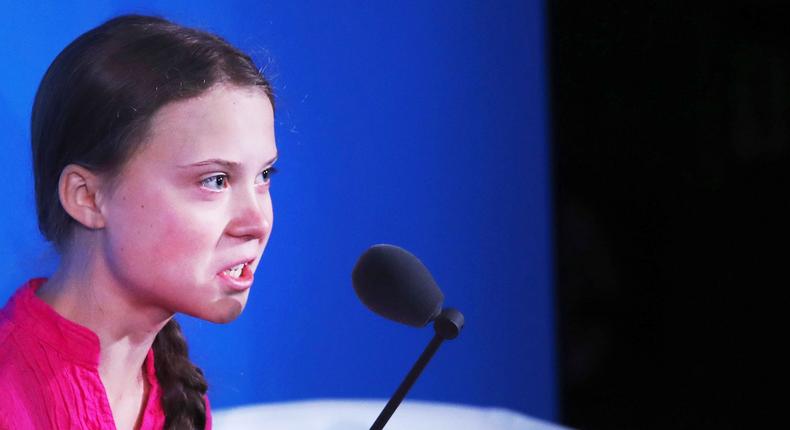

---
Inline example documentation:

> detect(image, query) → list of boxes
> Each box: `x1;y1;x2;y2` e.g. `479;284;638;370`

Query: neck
36;241;172;400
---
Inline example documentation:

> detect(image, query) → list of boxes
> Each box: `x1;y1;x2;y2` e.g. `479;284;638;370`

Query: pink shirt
0;279;212;429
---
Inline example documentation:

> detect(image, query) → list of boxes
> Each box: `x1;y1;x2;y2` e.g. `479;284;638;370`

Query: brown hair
31;14;273;429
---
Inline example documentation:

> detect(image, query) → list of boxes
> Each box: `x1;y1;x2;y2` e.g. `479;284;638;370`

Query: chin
192;296;247;324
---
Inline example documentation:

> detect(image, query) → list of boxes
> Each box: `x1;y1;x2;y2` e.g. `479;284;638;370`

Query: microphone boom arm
370;308;465;430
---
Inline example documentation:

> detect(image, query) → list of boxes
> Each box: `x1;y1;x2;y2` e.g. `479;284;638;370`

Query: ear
58;164;107;230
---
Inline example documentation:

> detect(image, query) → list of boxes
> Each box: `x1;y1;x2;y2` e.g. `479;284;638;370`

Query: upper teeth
226;263;244;278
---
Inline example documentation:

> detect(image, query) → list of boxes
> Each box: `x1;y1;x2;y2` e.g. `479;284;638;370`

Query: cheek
106;194;221;275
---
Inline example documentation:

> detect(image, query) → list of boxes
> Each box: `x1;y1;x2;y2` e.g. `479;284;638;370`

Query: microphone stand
370;308;465;430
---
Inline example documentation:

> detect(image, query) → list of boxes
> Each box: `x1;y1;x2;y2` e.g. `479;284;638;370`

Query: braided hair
31;15;273;429
153;319;209;429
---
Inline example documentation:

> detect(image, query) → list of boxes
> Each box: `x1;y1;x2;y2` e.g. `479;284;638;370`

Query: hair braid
153;319;208;429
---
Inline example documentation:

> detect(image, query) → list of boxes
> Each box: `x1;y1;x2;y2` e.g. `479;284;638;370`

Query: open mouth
223;262;249;279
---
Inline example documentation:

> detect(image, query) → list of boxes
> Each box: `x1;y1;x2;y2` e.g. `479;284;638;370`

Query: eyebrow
177;154;279;169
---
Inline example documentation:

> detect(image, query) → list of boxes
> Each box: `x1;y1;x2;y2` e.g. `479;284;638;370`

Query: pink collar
6;278;161;390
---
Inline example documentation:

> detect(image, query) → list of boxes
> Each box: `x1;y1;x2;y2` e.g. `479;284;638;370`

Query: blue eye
201;174;229;191
257;167;279;185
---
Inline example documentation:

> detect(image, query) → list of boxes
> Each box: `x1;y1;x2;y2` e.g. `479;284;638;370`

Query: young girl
0;15;277;430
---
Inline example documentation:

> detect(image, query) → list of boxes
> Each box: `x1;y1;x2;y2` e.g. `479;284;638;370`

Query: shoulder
0;317;11;350
0;293;15;346
0;279;65;374
0;292;40;394
0;288;28;365
0;309;27;391
0;280;43;348
0;302;20;372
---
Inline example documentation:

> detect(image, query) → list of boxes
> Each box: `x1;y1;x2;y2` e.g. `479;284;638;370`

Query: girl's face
97;85;277;323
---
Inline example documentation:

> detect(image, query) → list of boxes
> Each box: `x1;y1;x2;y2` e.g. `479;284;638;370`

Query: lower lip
217;264;254;292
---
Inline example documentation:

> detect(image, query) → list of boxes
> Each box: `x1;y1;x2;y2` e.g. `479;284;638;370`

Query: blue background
0;0;555;421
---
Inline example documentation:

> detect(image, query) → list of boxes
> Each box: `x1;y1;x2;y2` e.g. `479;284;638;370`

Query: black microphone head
352;244;444;327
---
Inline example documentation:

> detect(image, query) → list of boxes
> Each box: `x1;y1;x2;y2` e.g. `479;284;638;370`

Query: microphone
352;244;444;327
352;244;465;430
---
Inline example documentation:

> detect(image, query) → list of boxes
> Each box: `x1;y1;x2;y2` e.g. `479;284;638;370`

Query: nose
225;186;272;241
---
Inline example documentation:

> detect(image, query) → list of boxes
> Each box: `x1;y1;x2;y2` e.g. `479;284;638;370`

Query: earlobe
58;164;107;230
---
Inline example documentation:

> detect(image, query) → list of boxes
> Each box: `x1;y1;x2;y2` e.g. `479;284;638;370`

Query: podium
213;399;567;430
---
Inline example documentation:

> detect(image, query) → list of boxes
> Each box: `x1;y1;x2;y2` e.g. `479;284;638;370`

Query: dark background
551;0;786;428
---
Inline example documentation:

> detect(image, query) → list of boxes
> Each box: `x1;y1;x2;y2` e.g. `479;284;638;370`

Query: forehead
133;85;275;166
